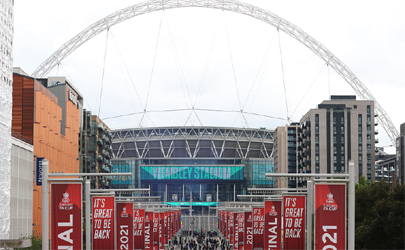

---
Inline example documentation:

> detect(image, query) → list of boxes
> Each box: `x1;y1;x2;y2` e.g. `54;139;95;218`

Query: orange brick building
12;72;80;235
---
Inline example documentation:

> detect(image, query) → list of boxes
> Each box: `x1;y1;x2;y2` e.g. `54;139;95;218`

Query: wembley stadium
111;126;275;214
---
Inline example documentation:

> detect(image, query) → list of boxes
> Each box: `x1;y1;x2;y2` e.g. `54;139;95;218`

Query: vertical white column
86;179;91;250
42;159;49;250
348;160;355;250
306;180;313;250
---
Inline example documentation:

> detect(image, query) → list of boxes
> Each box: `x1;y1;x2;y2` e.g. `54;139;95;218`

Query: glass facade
111;158;274;202
140;166;244;180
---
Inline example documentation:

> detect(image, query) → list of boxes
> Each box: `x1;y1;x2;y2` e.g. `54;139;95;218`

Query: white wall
0;0;14;240
10;138;33;239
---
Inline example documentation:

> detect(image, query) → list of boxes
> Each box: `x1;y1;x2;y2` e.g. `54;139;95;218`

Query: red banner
51;183;82;250
315;184;346;250
116;203;134;250
169;211;173;239
225;211;229;241
264;200;282;250
253;207;264;250
145;211;153;249
234;213;239;249
159;212;164;249
153;212;159;250
244;211;253;250
283;195;306;250
134;208;145;250
238;212;244;250
92;196;114;250
164;212;168;244
228;212;234;246
219;211;222;232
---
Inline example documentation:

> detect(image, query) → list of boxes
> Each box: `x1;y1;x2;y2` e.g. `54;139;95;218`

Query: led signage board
141;166;243;180
165;202;218;207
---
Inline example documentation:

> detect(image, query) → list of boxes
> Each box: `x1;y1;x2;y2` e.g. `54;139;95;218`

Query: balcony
375;120;378;126
105;137;110;145
97;124;104;131
367;139;371;145
97;139;103;146
374;111;378;117
304;130;311;137
375;129;378;135
97;155;103;162
304;140;311;147
375;138;379;143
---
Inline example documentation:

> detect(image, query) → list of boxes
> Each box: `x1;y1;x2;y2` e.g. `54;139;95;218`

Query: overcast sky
13;0;405;153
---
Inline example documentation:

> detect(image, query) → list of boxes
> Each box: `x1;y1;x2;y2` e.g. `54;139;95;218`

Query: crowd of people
168;230;231;250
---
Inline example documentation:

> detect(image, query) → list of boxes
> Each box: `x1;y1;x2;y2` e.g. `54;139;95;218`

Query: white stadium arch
31;0;399;143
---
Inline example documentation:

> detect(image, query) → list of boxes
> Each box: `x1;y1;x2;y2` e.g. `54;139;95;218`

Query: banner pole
348;160;355;249
86;179;91;250
306;180;313;250
42;159;49;250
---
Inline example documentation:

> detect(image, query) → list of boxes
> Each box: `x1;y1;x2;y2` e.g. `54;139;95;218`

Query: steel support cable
109;30;145;111
242;30;276;111
290;63;327;119
163;13;203;126
109;31;140;124
277;30;290;124
139;11;164;127
188;15;221;126
103;107;287;121
164;13;193;109
194;15;221;109
223;12;248;128
97;28;110;117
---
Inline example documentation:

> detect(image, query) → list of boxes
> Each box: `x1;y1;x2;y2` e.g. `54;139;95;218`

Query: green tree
355;177;404;249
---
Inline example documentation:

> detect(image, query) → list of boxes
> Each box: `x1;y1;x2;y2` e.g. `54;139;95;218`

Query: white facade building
0;0;14;240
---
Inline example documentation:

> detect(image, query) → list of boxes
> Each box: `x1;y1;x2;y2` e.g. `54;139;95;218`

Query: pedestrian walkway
168;231;225;250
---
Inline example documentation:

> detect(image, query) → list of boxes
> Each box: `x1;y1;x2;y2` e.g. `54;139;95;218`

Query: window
358;126;362;132
316;136;319;143
315;115;319;123
333;117;336;124
333;136;336;143
367;106;370;114
359;146;362;151
354;105;357;109
341;127;344;133
341;146;344;151
341;137;344;143
341;117;344;124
